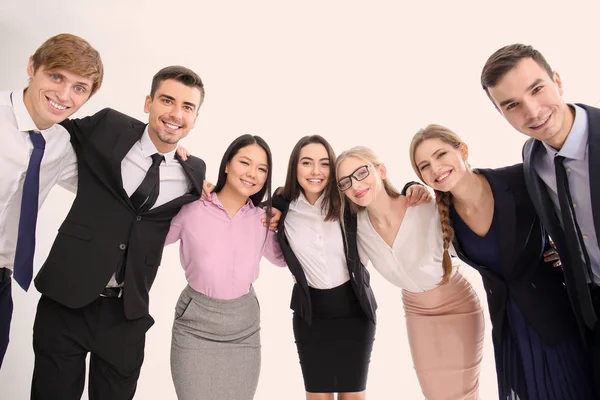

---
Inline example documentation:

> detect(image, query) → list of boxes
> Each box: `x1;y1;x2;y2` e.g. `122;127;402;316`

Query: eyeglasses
337;165;370;191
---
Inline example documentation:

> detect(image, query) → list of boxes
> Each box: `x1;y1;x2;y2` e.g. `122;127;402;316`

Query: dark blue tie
13;131;46;291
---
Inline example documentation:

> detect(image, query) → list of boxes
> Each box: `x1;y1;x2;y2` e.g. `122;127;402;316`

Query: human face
487;58;572;148
144;79;201;153
336;156;385;208
296;143;330;203
413;138;469;192
225;143;269;198
23;59;93;130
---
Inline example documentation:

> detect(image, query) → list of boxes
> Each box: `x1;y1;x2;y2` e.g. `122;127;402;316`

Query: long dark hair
214;134;273;223
281;135;341;221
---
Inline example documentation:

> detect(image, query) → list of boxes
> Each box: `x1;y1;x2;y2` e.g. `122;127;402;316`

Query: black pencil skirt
293;280;376;393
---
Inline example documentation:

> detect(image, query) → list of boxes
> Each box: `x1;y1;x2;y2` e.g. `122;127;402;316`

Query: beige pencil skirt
402;271;484;400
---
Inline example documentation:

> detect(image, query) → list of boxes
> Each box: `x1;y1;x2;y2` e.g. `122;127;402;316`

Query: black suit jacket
272;194;377;324
453;165;577;345
523;103;600;334
35;108;206;319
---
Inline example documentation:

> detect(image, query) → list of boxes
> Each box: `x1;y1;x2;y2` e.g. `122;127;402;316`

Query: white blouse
357;200;460;292
284;193;350;289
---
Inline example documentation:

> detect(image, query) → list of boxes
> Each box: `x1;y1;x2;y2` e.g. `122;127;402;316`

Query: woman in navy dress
410;124;595;399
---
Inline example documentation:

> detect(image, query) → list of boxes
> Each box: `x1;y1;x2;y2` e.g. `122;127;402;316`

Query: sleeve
56;143;78;193
60;108;111;149
262;229;287;267
401;181;422;195
165;207;186;246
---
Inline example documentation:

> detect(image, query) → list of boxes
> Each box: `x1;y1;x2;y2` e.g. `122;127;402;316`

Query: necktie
13;131;46;291
130;153;165;213
554;155;597;328
116;153;164;284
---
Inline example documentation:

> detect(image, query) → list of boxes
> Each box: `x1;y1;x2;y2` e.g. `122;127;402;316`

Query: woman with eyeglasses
336;146;485;400
272;135;429;400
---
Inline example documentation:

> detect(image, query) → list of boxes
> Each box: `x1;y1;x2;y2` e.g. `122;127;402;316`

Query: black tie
554;155;597;328
116;153;164;284
130;153;165;213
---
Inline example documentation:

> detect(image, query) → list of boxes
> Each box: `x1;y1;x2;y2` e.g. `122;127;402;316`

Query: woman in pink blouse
165;134;286;400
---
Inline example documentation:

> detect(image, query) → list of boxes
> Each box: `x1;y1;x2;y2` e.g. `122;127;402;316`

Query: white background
1;1;600;398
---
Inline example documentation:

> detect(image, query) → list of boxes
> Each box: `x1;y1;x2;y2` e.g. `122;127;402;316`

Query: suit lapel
145;154;202;214
579;104;600;251
523;139;564;241
342;209;360;273
111;123;146;208
483;169;518;277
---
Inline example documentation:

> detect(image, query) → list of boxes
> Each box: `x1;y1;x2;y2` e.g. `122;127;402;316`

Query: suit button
136;216;142;221
563;282;567;288
530;282;536;289
352;272;356;279
488;289;492;294
119;244;127;250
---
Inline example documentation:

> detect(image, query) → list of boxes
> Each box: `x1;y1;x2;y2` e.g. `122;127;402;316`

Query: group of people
1;33;599;400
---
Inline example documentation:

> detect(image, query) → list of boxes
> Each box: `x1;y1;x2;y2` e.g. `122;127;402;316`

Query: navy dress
451;206;593;400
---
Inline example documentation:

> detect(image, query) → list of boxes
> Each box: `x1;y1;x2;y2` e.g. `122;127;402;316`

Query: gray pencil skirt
170;285;261;400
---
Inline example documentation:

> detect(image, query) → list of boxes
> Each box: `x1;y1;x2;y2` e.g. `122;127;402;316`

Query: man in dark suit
31;66;207;400
480;44;600;394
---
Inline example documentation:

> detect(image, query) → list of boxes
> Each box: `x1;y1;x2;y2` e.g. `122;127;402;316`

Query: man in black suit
31;66;207;400
481;44;600;394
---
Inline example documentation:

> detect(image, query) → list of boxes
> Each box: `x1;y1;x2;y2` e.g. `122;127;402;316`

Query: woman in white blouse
336;146;485;400
272;135;430;400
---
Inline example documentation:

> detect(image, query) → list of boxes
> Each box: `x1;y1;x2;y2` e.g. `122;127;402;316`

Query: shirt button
136;216;142;221
583;234;589;239
119;244;127;250
567;168;571;173
573;203;576;208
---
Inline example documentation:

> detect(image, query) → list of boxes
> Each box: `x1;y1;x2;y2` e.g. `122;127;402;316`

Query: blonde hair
335;146;401;222
409;124;465;286
31;33;104;96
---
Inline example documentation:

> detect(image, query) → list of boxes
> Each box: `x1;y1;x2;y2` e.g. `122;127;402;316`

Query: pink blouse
165;192;286;300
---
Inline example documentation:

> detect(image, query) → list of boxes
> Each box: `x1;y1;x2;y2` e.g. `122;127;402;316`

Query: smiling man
30;66;207;400
0;33;103;369
481;44;600;394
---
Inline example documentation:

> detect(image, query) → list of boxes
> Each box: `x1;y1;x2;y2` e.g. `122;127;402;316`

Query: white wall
1;1;600;398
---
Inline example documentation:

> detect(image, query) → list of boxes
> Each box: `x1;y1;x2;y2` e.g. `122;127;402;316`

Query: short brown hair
480;44;553;104
31;33;104;96
150;66;205;106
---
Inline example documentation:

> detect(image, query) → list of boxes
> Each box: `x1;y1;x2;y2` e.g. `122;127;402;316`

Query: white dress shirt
357;200;460;292
532;104;600;284
284;193;350;289
105;125;191;287
0;90;78;271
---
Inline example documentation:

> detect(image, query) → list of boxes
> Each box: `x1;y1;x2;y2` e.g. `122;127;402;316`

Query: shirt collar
542;104;588;161
292;191;325;212
205;191;255;213
11;89;47;134
140;125;179;166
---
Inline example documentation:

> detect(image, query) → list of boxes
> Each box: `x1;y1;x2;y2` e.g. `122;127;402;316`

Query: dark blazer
452;165;578;345
272;194;377;324
35;108;206;320
523;103;600;334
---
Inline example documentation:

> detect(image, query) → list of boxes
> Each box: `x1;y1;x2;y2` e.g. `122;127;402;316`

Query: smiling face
225;143;269;198
296;143;330;202
336;156;386;208
23;61;93;130
413;138;468;192
487;57;573;148
144;78;201;153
